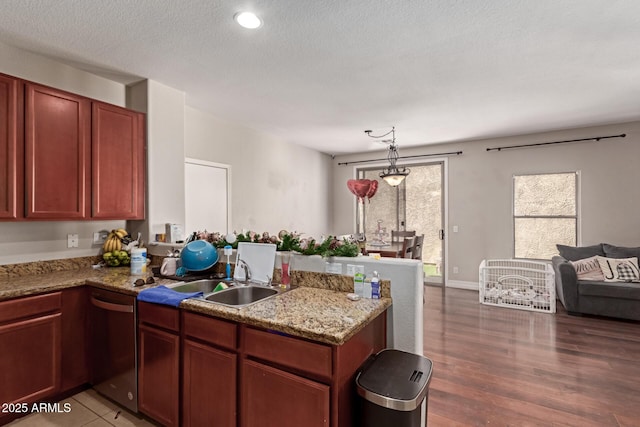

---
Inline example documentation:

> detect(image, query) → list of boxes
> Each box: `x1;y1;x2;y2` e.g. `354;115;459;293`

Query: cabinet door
92;102;145;219
0;74;21;219
242;359;330;427
0;312;61;404
25;84;90;219
138;324;179;427
61;287;88;390
183;339;237;427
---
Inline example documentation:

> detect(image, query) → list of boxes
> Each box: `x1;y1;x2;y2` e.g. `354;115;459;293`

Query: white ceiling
1;0;639;155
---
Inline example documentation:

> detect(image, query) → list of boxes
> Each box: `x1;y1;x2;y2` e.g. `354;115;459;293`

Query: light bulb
234;12;262;29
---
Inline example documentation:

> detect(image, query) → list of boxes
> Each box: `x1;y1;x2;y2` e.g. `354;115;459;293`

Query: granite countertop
0;267;391;346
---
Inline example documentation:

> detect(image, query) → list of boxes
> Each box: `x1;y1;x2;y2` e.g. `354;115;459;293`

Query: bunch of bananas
103;228;129;253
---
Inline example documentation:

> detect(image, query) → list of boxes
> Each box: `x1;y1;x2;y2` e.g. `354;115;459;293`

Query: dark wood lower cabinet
61;287;88;390
0;292;62;427
183;339;237;427
138;302;180;427
0;312;62;405
241;359;330;427
0;288;385;427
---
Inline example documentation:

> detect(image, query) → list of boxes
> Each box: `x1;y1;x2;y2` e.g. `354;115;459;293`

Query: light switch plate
67;234;79;248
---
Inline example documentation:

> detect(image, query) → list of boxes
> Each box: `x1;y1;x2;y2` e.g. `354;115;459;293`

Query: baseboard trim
446;280;478;291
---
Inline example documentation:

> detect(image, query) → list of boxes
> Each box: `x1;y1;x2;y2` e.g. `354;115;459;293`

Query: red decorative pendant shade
347;179;378;203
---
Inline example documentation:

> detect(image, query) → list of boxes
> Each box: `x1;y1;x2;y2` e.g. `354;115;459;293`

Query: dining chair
412;234;424;260
401;236;416;258
391;230;416;243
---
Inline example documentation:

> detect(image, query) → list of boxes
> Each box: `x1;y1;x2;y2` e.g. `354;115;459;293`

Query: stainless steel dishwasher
89;288;138;413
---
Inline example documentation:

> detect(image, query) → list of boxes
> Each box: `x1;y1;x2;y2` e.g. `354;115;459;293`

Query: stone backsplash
0;256;102;279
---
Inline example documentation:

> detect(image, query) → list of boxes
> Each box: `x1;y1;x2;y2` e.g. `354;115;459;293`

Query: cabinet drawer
244;327;332;380
0;292;62;324
138;301;180;332
183;312;237;351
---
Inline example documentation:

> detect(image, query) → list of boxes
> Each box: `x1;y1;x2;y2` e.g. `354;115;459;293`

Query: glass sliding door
357;162;444;285
356;169;405;241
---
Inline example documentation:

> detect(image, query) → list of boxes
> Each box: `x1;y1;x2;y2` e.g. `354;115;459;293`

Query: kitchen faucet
237;258;251;284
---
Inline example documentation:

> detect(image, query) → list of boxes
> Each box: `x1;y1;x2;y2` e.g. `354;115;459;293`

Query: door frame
185;158;232;234
351;156;449;286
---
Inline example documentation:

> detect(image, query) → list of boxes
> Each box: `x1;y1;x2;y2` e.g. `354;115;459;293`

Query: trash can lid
356;349;433;412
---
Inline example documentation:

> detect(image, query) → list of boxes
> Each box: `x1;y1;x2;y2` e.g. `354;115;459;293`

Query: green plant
278;232;300;252
193;230;360;257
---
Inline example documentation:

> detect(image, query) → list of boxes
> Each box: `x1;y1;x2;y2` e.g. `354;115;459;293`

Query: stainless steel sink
168;279;231;294
167;279;292;308
204;286;279;308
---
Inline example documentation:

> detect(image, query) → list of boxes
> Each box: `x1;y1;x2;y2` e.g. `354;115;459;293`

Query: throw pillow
556;244;605;261
595;256;640;282
602;243;640;260
570;256;605;281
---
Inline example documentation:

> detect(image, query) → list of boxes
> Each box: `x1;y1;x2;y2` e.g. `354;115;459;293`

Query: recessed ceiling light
234;12;262;29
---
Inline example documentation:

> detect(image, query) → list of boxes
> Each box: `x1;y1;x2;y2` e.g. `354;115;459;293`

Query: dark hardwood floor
423;285;640;427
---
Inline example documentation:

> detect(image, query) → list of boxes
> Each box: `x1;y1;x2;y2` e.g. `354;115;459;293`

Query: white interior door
185;158;231;235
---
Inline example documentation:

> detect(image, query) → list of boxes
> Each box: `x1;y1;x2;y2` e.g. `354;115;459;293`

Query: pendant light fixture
364;126;410;186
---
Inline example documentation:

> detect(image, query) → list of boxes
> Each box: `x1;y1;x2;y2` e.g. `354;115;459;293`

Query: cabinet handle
90;296;134;313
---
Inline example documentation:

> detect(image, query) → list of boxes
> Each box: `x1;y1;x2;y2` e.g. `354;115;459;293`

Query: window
513;172;578;260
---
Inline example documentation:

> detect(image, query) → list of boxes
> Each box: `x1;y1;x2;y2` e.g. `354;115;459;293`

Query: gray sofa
552;243;640;321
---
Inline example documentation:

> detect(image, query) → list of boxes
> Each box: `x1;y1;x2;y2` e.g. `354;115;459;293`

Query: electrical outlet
67;234;79;248
346;264;357;276
453;266;459;274
453;225;459;233
325;262;342;274
93;231;109;244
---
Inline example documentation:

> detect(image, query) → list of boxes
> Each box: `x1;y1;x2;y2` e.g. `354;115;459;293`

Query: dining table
365;241;404;258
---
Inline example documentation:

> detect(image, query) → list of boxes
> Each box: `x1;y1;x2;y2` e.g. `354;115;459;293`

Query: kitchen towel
137;285;202;307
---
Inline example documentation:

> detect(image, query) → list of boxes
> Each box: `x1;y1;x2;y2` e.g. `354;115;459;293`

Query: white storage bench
479;259;556;313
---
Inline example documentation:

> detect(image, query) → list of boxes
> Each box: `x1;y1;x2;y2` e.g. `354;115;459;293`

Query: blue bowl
180;240;219;271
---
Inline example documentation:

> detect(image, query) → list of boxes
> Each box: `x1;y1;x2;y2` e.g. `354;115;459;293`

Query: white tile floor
6;389;157;427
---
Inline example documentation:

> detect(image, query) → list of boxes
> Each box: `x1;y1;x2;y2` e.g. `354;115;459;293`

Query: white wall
184;106;333;238
333;121;640;284
0;42;124;105
127;80;186;245
0;42;128;264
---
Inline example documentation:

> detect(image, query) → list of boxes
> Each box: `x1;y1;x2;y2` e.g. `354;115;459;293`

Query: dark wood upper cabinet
0;74;21;219
0;72;145;222
92;102;145;219
25;83;91;219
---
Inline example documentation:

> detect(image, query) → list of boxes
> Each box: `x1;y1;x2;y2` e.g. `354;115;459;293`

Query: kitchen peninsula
0;259;390;426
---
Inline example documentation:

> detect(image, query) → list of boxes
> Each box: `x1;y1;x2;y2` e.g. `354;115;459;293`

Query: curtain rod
486;133;626;152
337;150;463;166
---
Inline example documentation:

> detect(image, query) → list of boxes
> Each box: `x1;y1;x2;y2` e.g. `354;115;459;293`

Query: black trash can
356;349;433;427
